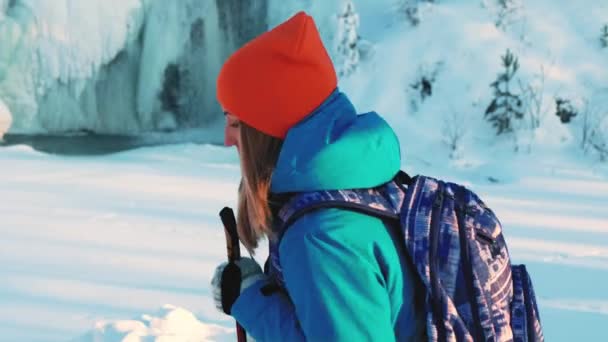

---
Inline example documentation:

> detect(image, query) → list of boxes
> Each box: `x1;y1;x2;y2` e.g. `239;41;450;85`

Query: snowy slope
341;0;608;168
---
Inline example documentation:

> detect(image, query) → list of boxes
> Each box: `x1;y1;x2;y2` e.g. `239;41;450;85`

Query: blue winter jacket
231;90;425;341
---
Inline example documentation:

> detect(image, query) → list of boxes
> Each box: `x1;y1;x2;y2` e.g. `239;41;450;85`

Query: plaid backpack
268;171;543;342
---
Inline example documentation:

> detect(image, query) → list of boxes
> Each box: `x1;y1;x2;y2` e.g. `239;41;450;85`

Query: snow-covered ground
1;0;607;341
0;144;242;342
1;142;607;341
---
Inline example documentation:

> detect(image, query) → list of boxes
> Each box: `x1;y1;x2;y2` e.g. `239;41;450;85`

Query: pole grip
219;207;247;342
220;207;240;261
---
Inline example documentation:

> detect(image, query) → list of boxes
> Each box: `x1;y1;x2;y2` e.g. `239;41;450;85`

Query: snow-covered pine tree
394;0;435;26
407;61;443;113
600;24;608;48
580;101;608;161
395;0;420;26
485;49;524;135
494;0;521;29
555;97;577;123
336;1;360;77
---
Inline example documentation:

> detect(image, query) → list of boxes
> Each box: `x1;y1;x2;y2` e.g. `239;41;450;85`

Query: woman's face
224;112;241;151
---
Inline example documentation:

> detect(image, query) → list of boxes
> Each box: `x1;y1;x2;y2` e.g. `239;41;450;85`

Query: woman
212;11;425;341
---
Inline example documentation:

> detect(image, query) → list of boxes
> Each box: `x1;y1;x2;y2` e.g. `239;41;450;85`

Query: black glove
211;258;264;315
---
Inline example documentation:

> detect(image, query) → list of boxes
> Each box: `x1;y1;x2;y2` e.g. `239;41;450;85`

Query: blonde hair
237;121;284;252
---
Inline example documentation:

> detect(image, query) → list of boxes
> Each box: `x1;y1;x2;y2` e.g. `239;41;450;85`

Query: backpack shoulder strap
394;170;414;186
267;173;410;289
276;176;410;237
278;189;399;233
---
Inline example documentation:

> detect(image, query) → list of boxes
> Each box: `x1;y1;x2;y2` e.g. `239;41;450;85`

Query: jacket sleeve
279;209;397;341
231;277;306;342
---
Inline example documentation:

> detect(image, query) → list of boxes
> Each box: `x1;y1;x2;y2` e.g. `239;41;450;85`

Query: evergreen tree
600;24;608;49
394;0;435;26
336;1;360;77
555;97;577;124
494;0;521;29
485;49;524;135
395;0;420;26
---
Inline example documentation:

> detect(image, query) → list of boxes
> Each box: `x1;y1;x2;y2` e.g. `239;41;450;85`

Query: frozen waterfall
0;0;269;136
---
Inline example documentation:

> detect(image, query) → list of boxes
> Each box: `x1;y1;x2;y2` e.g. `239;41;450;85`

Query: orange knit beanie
217;11;337;139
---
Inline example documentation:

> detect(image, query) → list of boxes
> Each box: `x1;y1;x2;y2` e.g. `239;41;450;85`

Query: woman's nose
224;123;238;147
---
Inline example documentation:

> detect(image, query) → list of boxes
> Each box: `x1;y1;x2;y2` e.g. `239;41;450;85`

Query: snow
76;305;233;342
1;0;607;341
0;98;10;139
0;144;244;341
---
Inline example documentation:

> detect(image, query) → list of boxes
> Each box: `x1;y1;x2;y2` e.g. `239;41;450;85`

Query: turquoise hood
270;90;401;193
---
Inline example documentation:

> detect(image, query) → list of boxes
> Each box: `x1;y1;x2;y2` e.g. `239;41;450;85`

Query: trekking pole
219;207;247;342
